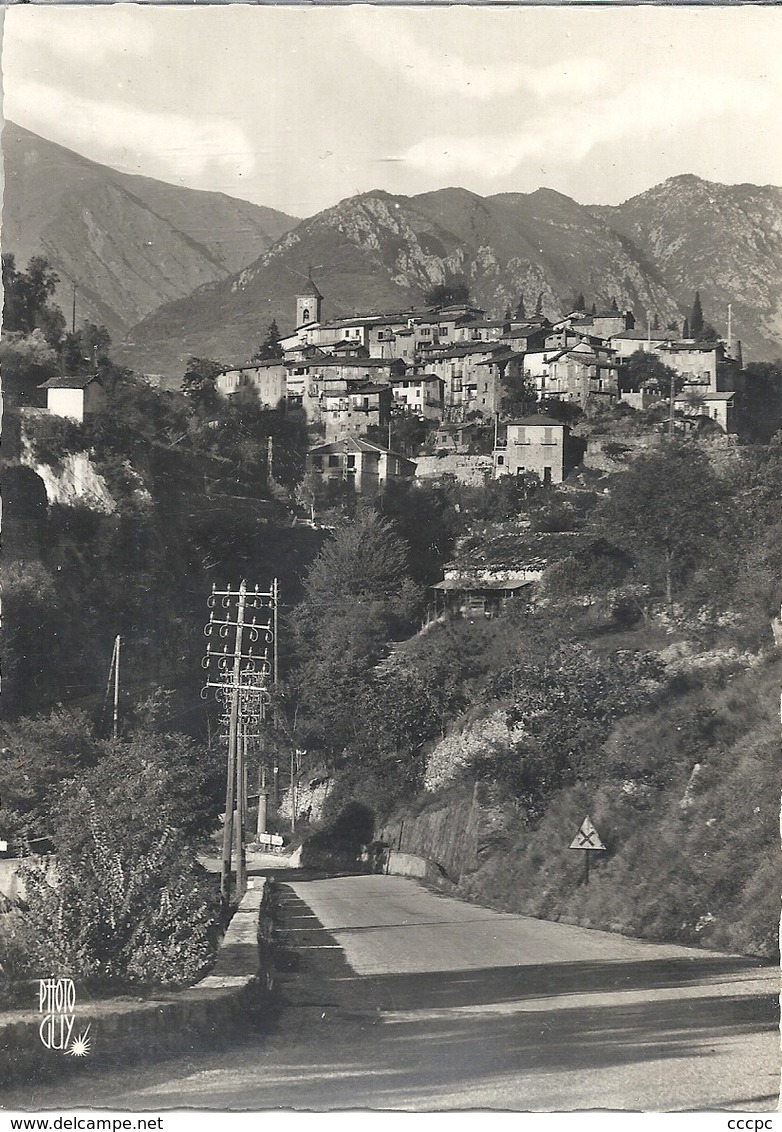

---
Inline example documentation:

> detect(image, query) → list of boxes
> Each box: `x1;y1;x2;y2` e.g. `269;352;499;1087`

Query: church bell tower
296;273;323;329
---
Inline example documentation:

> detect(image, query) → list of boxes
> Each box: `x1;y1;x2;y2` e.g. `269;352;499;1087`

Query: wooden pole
221;580;247;906
234;716;247;900
112;635;121;741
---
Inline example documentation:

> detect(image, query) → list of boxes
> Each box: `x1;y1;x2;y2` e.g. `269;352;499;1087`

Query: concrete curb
0;878;277;1089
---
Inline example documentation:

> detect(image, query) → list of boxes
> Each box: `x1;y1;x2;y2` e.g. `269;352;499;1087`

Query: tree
252;320;283;363
696;321;720;345
290;513;421;760
594;443;736;607
651;313;660;331
621;350;683;397
610;296;619;313
423;280;470;308
500;370;538;417
741;361;782;443
574;292;586;312
591;302;597;316
0;708;103;846
2;255;65;347
515;294;526;320
0;329;59;404
535;292;544;316
181;356;221;412
682;317;690;339
690;291;704;338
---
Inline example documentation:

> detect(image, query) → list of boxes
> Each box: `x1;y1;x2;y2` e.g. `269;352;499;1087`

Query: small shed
430;576;532;619
38;374;105;423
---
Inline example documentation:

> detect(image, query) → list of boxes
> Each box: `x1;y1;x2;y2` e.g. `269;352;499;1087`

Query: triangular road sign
569;815;606;851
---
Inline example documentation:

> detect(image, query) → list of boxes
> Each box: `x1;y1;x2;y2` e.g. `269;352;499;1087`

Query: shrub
25;413;86;468
21;788;219;989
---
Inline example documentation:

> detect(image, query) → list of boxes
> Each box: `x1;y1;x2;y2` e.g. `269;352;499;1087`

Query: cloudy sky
3;3;782;219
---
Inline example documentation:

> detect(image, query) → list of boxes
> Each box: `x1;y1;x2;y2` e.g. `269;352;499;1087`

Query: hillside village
25;267;773;624
2;209;780;1020
3;5;782;1105
213;277;744;454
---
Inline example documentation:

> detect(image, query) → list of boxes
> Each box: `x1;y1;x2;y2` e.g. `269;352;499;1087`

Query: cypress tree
690;292;704;338
683;316;690;339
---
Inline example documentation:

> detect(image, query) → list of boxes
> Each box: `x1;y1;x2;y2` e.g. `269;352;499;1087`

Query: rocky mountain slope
116;185;682;381
596;174;782;365
119;177;782;381
2;122;298;340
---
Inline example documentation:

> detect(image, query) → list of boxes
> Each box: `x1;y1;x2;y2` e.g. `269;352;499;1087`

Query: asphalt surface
3;871;779;1111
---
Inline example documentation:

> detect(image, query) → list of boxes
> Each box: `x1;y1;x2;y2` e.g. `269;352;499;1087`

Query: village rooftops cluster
36;277;745;497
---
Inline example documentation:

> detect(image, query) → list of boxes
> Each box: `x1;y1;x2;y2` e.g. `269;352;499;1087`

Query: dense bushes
451;656;781;958
0;709;224;995
20;790;218;989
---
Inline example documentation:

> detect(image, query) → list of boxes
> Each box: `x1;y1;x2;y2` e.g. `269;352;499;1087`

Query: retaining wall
414;454;493;485
0;879;276;1089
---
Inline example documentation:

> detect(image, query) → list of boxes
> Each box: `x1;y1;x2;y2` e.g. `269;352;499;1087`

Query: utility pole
272;577;279;693
669;368;676;442
202;581;276;908
290;747;297;833
224;579;246;904
102;635;122;740
112;635;121;741
267;436;274;483
71;282;77;335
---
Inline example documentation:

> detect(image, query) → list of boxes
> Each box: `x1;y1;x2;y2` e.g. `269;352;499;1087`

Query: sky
2;3;782;219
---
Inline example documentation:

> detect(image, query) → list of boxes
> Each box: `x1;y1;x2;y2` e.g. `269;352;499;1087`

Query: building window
346;454;356;468
311;455;322;468
497;455;505;466
543;466;552;486
328;454;339;468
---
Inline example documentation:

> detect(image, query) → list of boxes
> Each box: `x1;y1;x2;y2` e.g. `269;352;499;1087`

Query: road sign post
569;815;606;884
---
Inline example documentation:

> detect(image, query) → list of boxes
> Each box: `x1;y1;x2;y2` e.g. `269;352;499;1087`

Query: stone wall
414;454;493;486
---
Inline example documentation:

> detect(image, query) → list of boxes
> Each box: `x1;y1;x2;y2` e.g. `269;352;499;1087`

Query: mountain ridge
4;125;779;377
2;121;300;339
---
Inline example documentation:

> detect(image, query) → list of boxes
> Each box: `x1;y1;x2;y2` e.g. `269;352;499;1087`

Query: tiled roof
298;276;323;299
219;359;284;372
611;329;668;341
39;374;101;390
287;356;398;369
308;437;415;464
506;415;566;428
421;342;504;359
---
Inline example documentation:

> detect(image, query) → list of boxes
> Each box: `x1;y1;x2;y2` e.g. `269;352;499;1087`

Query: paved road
4;873;779;1111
